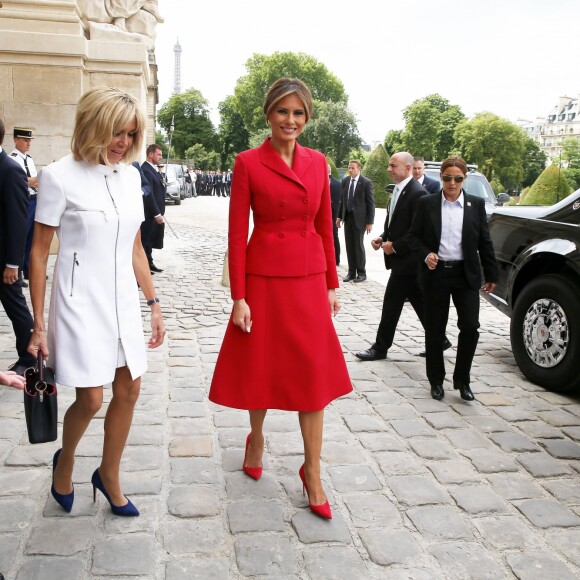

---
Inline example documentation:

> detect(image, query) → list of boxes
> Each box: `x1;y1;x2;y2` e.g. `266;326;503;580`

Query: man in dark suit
0;118;36;374
328;164;341;266
410;156;498;401
141;144;165;273
413;157;440;194
356;152;435;361
336;159;374;282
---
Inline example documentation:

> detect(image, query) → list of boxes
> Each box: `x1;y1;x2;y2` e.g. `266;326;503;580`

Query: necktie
388;185;399;226
23;156;31;177
347;178;355;212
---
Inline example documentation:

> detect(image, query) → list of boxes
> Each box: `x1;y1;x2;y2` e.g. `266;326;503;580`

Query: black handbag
24;353;58;444
152;222;165;250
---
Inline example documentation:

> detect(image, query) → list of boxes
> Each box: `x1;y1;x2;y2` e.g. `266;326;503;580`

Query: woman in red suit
209;78;352;519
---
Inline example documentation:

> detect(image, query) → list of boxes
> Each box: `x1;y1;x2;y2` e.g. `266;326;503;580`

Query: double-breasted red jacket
228;138;339;300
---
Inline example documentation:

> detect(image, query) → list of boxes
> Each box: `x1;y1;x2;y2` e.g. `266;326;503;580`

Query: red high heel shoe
243;433;263;480
299;464;332;519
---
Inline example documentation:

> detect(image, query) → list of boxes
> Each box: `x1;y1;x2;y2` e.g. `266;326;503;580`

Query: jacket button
301;231;306;237
302;215;307;220
279;232;285;238
303;198;308;204
281;216;286;221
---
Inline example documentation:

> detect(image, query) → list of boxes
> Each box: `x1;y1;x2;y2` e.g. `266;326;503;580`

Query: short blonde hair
71;87;146;166
263;77;313;123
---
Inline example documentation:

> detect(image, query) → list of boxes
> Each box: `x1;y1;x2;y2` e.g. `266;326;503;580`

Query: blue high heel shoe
51;448;74;513
91;468;139;517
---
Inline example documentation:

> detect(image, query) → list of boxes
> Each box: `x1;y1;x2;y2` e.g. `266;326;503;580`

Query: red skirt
209;273;352;412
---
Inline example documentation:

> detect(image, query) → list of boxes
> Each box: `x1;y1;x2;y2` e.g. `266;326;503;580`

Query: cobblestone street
1;197;579;579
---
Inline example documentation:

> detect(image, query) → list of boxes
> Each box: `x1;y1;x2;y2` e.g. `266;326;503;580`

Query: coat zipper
104;175;122;350
70;252;79;296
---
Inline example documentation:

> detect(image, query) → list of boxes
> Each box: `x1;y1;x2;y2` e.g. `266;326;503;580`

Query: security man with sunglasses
410;156;498;402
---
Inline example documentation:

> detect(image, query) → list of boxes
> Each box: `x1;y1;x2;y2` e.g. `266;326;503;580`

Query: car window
424;169;495;203
166;166;177;180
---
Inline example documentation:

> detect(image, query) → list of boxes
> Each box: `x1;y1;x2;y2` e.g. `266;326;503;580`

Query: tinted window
424;169;496;204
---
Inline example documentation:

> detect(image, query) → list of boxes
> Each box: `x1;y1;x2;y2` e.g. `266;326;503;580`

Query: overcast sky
154;0;579;145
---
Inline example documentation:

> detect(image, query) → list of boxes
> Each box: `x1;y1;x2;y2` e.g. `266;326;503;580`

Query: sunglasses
441;175;465;183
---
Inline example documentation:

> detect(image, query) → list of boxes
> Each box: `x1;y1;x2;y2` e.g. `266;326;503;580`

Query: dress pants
140;218;156;265
343;211;365;276
372;272;424;354
0;278;35;364
422;265;480;386
333;223;340;266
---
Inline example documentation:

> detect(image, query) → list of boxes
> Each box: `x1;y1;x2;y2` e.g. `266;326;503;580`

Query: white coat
36;155;147;387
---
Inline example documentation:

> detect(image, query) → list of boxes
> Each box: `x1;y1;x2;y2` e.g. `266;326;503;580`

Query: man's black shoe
343;274;356;282
454;383;475;401
431;384;445;400
419;337;452;358
354;275;367;283
355;348;387;361
150;264;163;273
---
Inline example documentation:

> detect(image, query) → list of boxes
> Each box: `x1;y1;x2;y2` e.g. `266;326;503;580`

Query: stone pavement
1;197;579;579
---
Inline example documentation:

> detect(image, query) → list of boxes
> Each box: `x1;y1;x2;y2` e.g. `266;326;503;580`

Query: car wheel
510;274;579;393
174;197;181;206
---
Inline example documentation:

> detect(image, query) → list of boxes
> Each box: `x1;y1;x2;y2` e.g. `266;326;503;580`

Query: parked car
481;189;580;393
163;164;182;205
423;161;510;220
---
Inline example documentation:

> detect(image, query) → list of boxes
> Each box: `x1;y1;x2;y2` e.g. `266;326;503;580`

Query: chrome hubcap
522;298;568;368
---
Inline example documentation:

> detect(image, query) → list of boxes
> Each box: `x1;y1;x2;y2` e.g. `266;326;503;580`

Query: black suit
371;178;427;354
0;149;35;366
329;176;341;265
420;174;440;194
141;161;165;266
410;191;498;387
337;174;374;276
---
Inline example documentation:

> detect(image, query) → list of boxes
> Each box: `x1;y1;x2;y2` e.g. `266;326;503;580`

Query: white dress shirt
438;192;464;261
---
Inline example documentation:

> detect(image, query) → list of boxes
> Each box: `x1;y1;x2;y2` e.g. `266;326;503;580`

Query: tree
563;168;580;191
522;136;547;189
520;164;571;206
383;129;404;157
217;95;249;169
361;144;391;208
454;112;526;188
184;143;220;170
157;88;216;158
154;130;169;159
233;52;347;134
300;101;361;167
400;94;465;160
559;137;580;168
326;156;339;179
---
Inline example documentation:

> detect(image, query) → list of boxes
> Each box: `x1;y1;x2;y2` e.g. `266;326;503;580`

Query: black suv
423;161;510;220
482;189;580;393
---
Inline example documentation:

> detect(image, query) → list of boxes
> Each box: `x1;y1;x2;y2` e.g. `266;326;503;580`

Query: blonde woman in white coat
28;87;165;516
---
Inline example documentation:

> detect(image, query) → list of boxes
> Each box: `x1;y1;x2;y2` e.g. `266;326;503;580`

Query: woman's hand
328;289;340;317
0;370;25;390
233;299;252;333
28;329;48;358
148;307;165;348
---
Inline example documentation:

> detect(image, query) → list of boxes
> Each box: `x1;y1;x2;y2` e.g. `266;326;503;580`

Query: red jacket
228;138;338;299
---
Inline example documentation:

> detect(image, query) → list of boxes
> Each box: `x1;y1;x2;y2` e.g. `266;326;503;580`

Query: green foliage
154;130;168;158
489;178;505;194
454;112;526;188
300;101;361;166
233;52;347;135
184;143;220;170
400;94;465;160
384;129;404;156
560;137;580;168
326;157;339;179
507;197;518;206
521;164;572;206
249;128;270;149
157;88;216;158
218;95;250;169
519;186;530;202
361;145;391;208
347;147;369;170
522;136;547;188
563;168;580;191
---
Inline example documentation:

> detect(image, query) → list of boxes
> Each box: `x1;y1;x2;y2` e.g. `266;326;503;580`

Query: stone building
518;95;580;164
0;0;161;168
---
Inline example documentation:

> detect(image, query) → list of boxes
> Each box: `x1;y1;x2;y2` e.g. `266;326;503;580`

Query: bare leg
98;367;141;506
245;409;267;468
53;386;103;495
298;410;326;505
